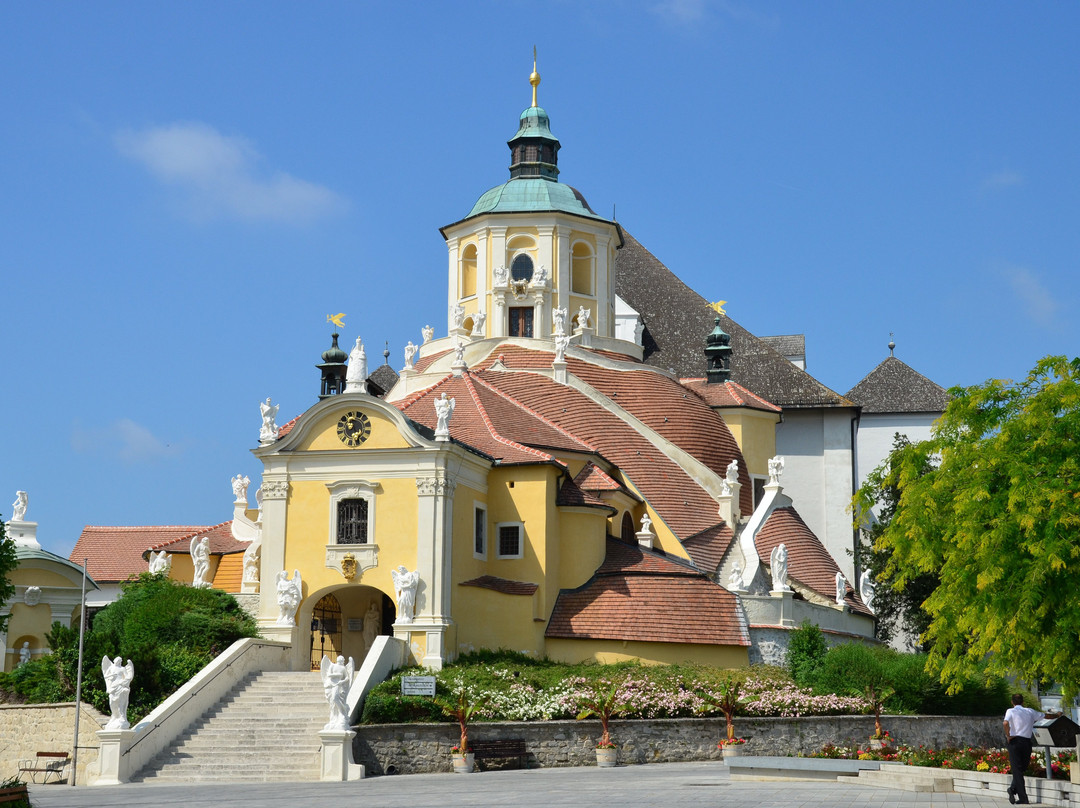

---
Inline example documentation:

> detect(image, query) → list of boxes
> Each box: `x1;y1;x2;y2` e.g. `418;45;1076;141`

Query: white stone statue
363;601;380;651
320;654;355;732
554;334;570;363
231;474;250;503
102;655;135;730
770;543;791;592
450;303;466;330
259;397;280;443
345;337;368;393
728;560;744;591
148;550;171;575
403;341;418;370
470;310;487;336
190;536;211;589
254;485;263;520
552;307;567;337
725;459;739;486
434;393;455;439
422;325;434;344
639;513;653;534
391;565;419;623
859;569;876;612
576;306;591;330
835;572;847;605
633;318;645;346
18;642;30;666
493;265;509;286
275;569;302;625
24;585;41;606
452;340;466;365
767;455;785;486
532;265;549;286
242;541;260;583
11;490;27;522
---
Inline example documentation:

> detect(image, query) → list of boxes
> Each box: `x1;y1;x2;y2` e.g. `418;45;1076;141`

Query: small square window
337;498;368;544
496;523;523;559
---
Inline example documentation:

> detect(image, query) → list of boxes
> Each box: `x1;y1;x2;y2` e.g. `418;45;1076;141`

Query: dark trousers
1008;736;1033;803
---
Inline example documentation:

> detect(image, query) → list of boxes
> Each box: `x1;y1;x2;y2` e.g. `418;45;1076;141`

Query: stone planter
451;752;475;773
596;747;618;767
722;745;745;758
869;739;885;750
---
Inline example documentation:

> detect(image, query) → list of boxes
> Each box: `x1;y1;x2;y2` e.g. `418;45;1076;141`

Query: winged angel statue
320;654;355;731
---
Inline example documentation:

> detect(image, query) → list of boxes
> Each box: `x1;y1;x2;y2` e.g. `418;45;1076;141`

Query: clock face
336;411;371;447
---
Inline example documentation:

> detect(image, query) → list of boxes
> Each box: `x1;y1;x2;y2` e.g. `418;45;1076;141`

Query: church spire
508;51;561;180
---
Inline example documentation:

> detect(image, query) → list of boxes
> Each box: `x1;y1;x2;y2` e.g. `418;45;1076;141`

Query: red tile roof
755;507;872;616
148;521;249;556
679;378;782;413
556;476;614;510
546;539;749;646
70;525;210;583
460;575;539;595
573;462;625;493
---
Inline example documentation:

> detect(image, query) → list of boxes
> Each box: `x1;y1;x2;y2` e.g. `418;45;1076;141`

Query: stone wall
0;702;108;785
354;714;1004;775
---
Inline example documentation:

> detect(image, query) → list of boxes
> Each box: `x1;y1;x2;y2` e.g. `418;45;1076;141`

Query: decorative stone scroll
415;477;456;497
260;479;289;500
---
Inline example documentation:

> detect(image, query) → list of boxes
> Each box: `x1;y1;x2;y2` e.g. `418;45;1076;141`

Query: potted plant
435;687;482;773
698;672;748;758
577;683;626;767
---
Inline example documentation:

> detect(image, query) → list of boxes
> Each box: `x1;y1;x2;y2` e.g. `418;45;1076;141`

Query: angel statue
421;325;434;344
148;550;171;575
770;543;791;592
728;560;744;591
391;565;419;623
576;306;591;330
403;341;418;370
767;455;785;486
102;656;135;730
859;569;876;613
320;654;355;732
552;307;567;337
259;397;280;443
275;569;302;625
835;572;847;606
231;474;250;503
11;490;27;522
434;393;455;439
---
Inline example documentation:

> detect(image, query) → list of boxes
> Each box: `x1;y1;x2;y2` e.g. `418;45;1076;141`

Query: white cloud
71;418;182;464
1003;265;1059;325
981;170;1024;191
115;122;346;223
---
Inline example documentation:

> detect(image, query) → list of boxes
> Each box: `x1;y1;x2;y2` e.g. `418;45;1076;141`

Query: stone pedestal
576;326;594;348
259;620;298;646
93;728;136;785
319;729;364;781
770;589;795;626
6;520;40;549
553;360;567;385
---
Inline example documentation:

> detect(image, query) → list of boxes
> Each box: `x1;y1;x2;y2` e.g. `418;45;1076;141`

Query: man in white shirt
1004;693;1056;804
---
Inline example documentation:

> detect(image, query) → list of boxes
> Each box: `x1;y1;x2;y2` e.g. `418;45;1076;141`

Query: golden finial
709;300;727;316
530;46;541;108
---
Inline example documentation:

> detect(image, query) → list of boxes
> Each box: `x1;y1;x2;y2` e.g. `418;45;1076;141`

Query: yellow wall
556;509;608;592
11;568;74;588
545;638;750;668
293;407;413;452
717;409;780;477
454;586;540;655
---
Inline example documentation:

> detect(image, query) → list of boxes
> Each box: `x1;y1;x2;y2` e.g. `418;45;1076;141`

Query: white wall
855;413;938;502
775;407;858;581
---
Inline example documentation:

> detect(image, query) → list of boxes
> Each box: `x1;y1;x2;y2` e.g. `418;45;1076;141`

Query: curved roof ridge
461;373;555;462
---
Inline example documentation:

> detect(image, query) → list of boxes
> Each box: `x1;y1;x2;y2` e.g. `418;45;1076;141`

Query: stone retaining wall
355;715;1004;775
0;702;107;785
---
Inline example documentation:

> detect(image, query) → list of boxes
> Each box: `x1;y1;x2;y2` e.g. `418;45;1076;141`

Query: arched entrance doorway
309;593;343;670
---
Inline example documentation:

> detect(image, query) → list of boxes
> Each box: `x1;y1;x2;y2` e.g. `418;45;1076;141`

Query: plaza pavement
28;761;1016;808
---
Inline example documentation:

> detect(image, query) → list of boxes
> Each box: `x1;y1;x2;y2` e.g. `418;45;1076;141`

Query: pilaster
556;228;571;310
92;729;137;785
257;477;289;622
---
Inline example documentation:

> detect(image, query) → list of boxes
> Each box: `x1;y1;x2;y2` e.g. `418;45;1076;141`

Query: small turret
317;333;348;399
704;317;732;384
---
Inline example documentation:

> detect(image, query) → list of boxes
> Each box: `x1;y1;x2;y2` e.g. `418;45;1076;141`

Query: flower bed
810;741;1077;780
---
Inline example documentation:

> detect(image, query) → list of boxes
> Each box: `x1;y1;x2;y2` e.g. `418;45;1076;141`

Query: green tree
0;518;16;634
786;621;829;686
853;434;939;647
861;356;1080;700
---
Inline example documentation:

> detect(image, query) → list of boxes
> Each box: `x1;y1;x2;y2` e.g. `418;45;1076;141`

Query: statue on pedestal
276;569;302;625
190;537;211;589
770;543;791;592
345;337;368;393
859;570;876;612
391;566;419;623
11;490;27;522
421;325;434;344
768;455;785;486
403;341;417;370
259;398;280;443
102;656;135;730
18;642;30;666
320;654;355;732
231;474;250;503
434;393;455;439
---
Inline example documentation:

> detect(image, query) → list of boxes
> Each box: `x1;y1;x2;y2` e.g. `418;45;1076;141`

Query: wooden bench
471;739;530;770
17;751;71;784
0;784;30;805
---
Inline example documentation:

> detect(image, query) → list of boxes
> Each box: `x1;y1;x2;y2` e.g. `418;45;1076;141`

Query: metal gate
309;593;343;670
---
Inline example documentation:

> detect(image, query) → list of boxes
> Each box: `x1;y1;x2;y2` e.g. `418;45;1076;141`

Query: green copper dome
465;178;608;221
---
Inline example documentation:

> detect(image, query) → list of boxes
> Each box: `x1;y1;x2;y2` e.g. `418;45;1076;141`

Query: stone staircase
134;670;328;783
853;762;955;792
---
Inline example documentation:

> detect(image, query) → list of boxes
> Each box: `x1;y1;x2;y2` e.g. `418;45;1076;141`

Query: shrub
786;621;828;686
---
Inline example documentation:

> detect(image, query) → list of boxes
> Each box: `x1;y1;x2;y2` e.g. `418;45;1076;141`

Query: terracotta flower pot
452;752;475;773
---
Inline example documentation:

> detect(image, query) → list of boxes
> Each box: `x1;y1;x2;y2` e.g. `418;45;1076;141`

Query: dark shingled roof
759;334;805;359
614;231;852;409
846;356;949;414
367;364;400;397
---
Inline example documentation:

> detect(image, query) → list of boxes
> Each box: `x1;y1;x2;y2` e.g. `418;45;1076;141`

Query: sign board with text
401;675;436;696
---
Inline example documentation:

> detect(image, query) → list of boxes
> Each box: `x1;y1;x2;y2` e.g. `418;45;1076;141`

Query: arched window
621;512;636;544
510;253;534;283
571;242;594;295
461;243;477;298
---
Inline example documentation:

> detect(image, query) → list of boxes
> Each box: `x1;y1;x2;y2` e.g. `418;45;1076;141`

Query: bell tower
439;55;624;350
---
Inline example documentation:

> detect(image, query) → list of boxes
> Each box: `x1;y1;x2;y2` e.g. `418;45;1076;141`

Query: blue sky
2;2;1077;557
